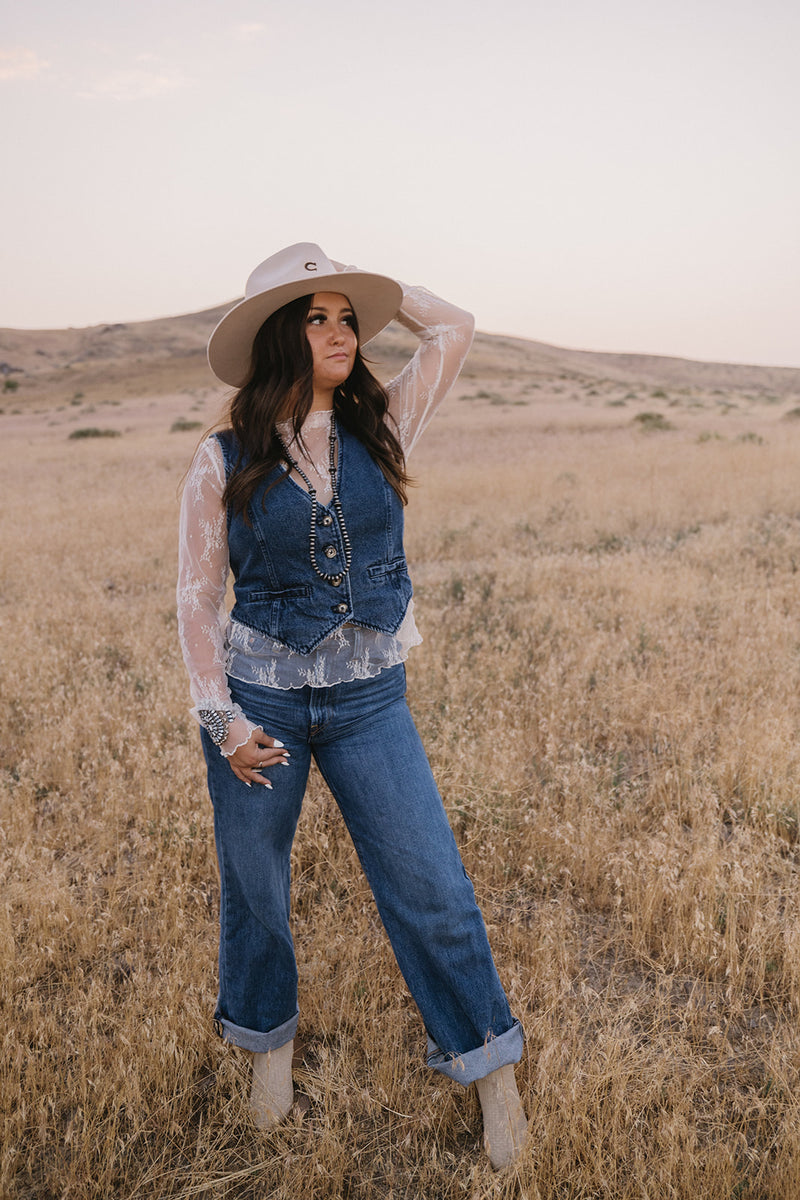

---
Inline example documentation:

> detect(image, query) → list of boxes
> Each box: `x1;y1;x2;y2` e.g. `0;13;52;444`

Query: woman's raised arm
385;284;475;457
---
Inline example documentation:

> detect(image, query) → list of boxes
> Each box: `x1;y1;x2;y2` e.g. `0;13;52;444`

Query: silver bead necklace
277;418;353;587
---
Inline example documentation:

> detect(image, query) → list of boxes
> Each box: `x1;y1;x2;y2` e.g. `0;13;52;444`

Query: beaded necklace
276;417;353;588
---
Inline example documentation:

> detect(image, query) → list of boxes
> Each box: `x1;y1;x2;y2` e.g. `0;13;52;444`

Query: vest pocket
249;585;312;601
233;585;315;647
365;558;408;582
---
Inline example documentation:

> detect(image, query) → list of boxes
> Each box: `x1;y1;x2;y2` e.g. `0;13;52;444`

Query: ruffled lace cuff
190;701;262;758
220;715;262;758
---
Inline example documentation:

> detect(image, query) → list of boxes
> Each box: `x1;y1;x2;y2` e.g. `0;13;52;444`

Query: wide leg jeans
201;663;523;1085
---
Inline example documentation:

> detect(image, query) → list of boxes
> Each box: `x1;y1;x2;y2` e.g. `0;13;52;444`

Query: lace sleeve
386;285;475;458
176;438;260;756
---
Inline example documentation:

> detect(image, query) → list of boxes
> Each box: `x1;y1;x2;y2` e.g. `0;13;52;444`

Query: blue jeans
201;663;523;1085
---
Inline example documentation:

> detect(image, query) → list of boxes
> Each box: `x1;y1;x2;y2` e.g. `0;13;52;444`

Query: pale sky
2;0;798;367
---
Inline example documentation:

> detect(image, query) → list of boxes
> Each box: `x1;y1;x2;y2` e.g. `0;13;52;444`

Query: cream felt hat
207;242;403;387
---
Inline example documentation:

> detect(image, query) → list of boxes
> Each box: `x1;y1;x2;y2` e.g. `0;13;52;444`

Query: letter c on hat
304;261;317;271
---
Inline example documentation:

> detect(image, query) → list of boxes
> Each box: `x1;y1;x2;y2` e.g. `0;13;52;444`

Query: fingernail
273;739;285;748
281;761;290;767
264;781;273;789
244;780;252;788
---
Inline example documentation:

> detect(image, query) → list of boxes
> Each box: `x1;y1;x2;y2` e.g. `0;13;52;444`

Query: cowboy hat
207;242;403;387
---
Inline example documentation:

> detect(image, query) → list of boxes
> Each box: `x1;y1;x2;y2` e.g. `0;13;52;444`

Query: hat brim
207;270;403;387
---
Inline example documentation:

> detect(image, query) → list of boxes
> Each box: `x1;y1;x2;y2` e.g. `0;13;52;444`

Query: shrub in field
68;427;121;439
633;411;674;431
736;432;765;445
170;417;204;433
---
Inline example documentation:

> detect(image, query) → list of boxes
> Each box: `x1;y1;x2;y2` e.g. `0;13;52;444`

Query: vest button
334;602;348;614
324;545;337;558
321;514;333;526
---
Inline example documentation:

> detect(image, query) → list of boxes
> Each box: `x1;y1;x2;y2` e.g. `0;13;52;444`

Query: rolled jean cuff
426;1018;524;1086
214;1009;299;1053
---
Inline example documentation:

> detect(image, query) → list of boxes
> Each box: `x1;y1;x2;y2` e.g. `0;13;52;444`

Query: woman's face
305;292;358;395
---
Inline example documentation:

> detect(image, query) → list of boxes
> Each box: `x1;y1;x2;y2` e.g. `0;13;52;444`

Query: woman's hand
225;727;290;788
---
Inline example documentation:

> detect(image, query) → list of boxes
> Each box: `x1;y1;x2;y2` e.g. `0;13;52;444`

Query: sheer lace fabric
177;284;474;754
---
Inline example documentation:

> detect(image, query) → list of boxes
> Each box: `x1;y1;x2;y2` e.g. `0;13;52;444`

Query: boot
475;1063;527;1169
250;1039;294;1130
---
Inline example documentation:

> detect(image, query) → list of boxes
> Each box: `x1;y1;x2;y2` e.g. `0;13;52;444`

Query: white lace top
177;284;474;755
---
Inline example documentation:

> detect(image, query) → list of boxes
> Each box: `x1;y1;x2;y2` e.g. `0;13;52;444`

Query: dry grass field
3;312;800;1198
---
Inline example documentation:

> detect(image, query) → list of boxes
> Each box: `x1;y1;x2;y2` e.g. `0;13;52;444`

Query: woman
177;243;526;1168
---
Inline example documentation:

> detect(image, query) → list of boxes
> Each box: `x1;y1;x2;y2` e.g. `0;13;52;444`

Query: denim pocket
365;557;407;582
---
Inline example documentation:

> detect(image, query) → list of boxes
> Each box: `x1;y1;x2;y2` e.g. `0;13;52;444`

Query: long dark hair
222;295;411;521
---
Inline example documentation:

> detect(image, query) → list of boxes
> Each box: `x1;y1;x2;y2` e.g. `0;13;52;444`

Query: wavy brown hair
221;295;411;522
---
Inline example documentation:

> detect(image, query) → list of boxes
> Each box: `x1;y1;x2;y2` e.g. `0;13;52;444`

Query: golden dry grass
4;337;800;1198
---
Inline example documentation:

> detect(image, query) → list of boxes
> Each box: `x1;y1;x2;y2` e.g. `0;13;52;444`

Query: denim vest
216;426;413;655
